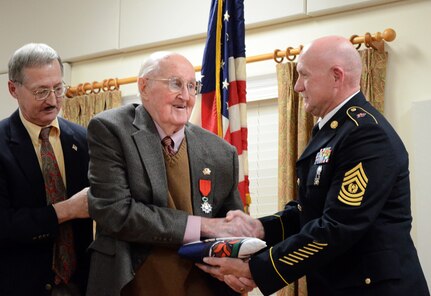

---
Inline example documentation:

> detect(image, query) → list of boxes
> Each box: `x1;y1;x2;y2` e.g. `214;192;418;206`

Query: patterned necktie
39;127;76;284
161;136;175;156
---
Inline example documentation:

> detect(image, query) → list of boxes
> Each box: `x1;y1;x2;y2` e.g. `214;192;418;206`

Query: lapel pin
203;168;211;175
72;144;78;151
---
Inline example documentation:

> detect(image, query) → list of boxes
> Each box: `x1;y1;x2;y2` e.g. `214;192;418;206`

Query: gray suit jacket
86;104;243;296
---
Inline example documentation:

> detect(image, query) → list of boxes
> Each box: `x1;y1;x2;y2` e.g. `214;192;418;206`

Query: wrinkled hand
196;257;256;293
53;187;89;223
201;211;264;239
225;210;265;239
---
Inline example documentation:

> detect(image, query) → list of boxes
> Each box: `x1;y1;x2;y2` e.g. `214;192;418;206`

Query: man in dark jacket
198;35;430;296
0;43;92;296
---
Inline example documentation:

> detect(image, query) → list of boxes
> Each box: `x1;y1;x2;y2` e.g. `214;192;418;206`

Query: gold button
45;284;52;291
330;121;338;129
351;107;356;112
364;278;371;285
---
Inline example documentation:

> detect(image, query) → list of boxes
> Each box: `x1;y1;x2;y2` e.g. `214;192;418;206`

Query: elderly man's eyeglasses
147;77;201;96
13;81;66;101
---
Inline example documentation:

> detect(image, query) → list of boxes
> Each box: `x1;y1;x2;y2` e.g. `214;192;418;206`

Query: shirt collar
19;109;60;145
153;121;185;152
318;90;359;129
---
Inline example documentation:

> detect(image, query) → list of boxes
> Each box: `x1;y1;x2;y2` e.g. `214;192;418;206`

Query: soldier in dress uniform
197;35;430;296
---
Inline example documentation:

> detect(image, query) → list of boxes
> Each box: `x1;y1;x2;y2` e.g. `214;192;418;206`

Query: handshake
200;209;265;240
179;209;266;262
181;210;265;294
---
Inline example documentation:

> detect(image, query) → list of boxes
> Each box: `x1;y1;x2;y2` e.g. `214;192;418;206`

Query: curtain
62;90;122;127
359;48;388;113
275;48;388;296
276;62;313;296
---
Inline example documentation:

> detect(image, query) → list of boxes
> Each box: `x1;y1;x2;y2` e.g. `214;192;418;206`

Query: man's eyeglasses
13;81;66;101
146;77;201;96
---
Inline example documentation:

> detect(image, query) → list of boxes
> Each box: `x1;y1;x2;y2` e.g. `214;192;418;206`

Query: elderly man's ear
138;77;149;100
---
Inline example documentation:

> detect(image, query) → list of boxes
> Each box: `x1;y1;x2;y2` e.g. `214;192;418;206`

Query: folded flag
178;237;267;263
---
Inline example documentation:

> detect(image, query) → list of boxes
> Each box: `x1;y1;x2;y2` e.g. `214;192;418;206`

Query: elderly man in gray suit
86;52;257;296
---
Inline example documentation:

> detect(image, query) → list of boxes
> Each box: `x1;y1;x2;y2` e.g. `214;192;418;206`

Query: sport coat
250;92;429;295
86;104;243;296
0;109;92;296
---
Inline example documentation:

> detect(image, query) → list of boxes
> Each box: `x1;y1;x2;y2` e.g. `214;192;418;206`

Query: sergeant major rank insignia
338;162;368;206
314;147;332;165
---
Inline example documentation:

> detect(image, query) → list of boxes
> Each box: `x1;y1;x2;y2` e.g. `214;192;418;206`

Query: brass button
364;278;371;285
45;283;52;291
351;107;356;112
330;121;338;129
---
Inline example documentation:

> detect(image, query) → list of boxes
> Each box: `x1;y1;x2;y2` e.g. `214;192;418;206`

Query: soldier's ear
332;66;344;84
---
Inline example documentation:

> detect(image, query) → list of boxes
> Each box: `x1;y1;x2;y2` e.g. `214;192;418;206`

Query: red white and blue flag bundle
191;0;250;209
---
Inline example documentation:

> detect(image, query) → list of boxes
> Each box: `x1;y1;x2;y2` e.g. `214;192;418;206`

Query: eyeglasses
146;77;201;96
14;81;66;101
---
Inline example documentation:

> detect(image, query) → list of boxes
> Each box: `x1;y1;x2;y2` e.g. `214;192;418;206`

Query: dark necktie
311;123;320;138
39;127;76;284
162;136;176;156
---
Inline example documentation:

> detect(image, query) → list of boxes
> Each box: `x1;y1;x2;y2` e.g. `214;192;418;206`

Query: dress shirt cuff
183;215;201;244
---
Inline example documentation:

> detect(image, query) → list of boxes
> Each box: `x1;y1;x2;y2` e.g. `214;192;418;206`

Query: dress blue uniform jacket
249;92;430;296
0;110;93;296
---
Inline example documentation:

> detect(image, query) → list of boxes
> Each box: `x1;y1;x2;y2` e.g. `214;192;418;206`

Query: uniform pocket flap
362;249;401;283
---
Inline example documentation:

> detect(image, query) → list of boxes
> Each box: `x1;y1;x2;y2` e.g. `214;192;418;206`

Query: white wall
0;73;18;119
412;99;431;284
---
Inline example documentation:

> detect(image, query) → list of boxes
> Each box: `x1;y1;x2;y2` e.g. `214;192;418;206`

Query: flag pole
214;0;224;137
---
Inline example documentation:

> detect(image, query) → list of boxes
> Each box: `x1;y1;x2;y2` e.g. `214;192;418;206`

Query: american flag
191;0;250;209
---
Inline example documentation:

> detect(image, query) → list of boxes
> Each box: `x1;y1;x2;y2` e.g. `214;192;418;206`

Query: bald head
294;36;362;118
300;36;362;87
137;51;197;135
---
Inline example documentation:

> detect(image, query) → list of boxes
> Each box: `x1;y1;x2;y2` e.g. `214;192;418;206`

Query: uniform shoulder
346;106;379;127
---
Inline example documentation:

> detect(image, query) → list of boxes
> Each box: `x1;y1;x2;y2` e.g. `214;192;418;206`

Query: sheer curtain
275;47;388;296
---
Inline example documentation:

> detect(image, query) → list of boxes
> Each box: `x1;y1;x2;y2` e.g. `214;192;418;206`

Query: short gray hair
8;43;63;83
138;51;173;78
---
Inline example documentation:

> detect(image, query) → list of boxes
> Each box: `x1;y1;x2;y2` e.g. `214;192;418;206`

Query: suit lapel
298;92;367;163
298;129;336;163
186;125;215;216
58;118;85;196
132;105;169;207
8;111;45;193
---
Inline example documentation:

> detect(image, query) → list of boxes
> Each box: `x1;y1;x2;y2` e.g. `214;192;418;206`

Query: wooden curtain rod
65;28;396;98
